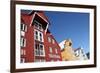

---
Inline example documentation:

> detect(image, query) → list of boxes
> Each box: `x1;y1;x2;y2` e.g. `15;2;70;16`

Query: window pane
52;39;55;44
21;23;27;32
21;24;23;30
35;31;38;35
35;43;45;56
21;37;26;47
39;24;42;30
35;43;39;55
34;20;38;28
34;20;43;31
25;25;27;32
40;44;43;55
49;47;52;53
40;33;42;42
48;37;51;43
24;39;26;47
40;45;43;50
21;58;25;63
35;31;38;40
55;48;58;54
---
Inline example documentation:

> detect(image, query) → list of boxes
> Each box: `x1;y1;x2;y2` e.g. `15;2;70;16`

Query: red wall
21;13;35;62
21;11;62;62
44;32;62;61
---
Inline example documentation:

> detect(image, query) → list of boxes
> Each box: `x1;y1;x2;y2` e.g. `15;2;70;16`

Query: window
21;49;26;55
55;48;58;54
40;44;43;55
35;31;38;40
48;37;51;43
40;33;43;42
34;29;43;42
75;51;79;57
21;58;25;63
33;20;43;31
52;39;55;44
35;43;45;56
21;23;27;32
49;47;53;53
21;37;26;47
38;24;42;31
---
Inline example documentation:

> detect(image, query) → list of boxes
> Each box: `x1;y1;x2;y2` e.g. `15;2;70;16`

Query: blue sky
45;11;89;53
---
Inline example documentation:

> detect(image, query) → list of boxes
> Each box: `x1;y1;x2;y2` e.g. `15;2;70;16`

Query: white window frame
35;43;45;56
21;37;26;47
33;20;43;31
34;29;44;42
21;23;27;32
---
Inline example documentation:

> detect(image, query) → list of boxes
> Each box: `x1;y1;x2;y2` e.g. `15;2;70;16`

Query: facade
60;39;77;61
74;47;88;60
21;10;62;63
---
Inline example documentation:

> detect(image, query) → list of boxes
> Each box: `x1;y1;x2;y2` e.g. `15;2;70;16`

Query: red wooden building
20;10;62;63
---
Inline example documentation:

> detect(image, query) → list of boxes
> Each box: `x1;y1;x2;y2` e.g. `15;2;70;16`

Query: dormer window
32;14;48;32
33;20;43;31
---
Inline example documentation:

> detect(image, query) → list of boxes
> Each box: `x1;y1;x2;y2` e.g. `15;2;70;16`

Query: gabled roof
29;11;49;23
21;10;50;28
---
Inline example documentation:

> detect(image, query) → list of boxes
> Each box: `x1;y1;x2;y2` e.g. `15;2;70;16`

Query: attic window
32;14;48;30
33;20;43;31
